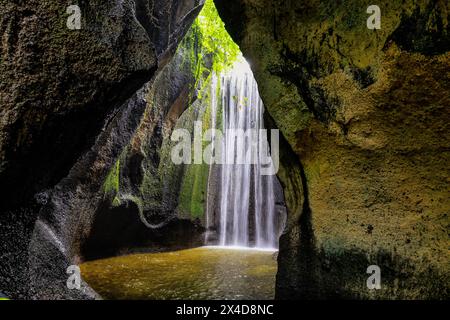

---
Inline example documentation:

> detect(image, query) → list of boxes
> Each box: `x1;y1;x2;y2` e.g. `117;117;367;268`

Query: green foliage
172;0;240;220
194;0;240;74
176;0;240;103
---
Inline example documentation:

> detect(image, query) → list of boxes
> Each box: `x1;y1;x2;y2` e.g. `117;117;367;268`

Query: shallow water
80;247;277;300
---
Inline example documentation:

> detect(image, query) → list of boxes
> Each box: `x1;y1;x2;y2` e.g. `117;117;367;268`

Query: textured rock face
80;21;289;260
2;0;448;301
82;28;209;260
0;0;204;299
215;0;449;298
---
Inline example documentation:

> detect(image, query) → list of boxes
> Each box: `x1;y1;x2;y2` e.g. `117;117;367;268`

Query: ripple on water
80;246;277;300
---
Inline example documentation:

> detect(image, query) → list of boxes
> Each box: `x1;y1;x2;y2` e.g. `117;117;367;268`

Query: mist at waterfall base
206;58;279;251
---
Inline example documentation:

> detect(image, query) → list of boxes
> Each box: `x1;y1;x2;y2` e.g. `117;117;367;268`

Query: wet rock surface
0;0;204;299
79;27;208;261
1;0;448;300
215;0;450;299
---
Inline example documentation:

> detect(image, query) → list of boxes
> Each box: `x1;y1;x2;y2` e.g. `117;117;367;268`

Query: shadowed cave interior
0;0;448;300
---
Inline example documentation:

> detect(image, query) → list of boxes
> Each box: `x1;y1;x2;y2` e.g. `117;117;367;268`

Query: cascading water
207;59;277;250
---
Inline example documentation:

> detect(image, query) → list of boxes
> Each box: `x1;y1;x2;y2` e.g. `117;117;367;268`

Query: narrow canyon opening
79;0;286;300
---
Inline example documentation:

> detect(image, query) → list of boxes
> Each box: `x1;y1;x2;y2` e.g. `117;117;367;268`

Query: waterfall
209;59;277;249
205;74;218;244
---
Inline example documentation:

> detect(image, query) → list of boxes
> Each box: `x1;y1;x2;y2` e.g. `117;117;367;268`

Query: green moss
139;168;163;211
112;196;121;207
177;162;209;219
305;159;330;184
176;74;223;220
102;159;121;206
103;159;120;196
134;0;238;221
191;163;210;218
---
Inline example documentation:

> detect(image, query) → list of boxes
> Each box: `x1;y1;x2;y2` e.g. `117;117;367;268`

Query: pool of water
80;246;278;300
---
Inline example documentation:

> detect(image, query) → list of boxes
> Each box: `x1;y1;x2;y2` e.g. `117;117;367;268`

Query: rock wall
81;29;214;260
2;0;447;301
215;0;449;299
0;0;204;299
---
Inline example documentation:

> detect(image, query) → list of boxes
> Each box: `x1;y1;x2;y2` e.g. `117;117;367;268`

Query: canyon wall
81;27;211;261
0;0;205;299
1;0;448;300
215;0;449;299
